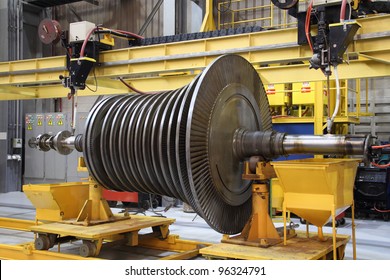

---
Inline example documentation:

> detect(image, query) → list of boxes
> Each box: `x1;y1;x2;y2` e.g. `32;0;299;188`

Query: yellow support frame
200;231;350;260
200;0;216;31
0;14;389;100
0;233;211;260
0;217;41;232
0;243;101;260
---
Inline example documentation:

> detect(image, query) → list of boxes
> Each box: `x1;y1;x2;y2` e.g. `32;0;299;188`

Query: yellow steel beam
258;58;390;84
33;75;198;98
0;235;209;260
0;85;38;98
0;14;389;100
0;217;41;232
24;81;132;98
160;248;200;260
1;57;388;99
358;52;390;64
139;234;212;253
0;243;100;260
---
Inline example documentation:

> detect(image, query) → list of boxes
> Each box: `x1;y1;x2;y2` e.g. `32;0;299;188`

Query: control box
69;21;96;42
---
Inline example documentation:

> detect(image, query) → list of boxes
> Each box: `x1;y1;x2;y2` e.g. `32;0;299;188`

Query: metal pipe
71;91;78;135
15;100;19;139
14;1;22;140
16;0;20;61
138;0;164;36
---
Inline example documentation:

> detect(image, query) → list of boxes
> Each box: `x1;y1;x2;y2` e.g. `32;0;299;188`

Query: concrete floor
0;191;389;260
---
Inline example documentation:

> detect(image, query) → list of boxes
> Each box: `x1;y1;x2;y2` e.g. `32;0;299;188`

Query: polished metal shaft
283;134;369;156
28;131;83;155
35;129;371;159
233;128;371;160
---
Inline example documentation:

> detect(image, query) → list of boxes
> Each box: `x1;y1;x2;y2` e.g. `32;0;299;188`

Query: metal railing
217;0;299;29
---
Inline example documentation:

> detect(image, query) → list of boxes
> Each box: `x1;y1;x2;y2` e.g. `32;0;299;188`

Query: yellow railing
348;78;373;117
267;79;365;122
217;0;298;29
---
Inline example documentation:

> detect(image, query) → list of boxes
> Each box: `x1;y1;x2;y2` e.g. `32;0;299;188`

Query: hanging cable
340;0;348;22
119;77;163;95
95;28;144;41
371;144;390;149
79;26;99;58
301;106;310;117
305;0;314;52
79;27;144;58
85;68;98;92
374;204;390;213
111;29;144;39
371;162;390;168
327;65;340;133
348;0;352;21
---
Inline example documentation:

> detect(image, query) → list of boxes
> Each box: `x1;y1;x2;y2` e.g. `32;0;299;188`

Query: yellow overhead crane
0;14;389;100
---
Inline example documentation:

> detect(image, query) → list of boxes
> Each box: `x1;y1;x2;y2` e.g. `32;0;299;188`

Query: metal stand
222;162;295;247
72;157;124;225
276;158;359;260
201;159;354;260
74;178;117;225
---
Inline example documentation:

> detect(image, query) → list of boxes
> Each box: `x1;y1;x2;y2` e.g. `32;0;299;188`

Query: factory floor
0;191;389;260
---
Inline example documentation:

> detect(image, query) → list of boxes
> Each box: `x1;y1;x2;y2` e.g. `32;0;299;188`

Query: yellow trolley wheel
35;233;57;250
79;240;97;257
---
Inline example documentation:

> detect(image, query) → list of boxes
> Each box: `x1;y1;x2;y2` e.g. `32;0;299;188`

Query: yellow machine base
0;214;215;260
27;215;180;258
200;231;350;260
30;215;174;240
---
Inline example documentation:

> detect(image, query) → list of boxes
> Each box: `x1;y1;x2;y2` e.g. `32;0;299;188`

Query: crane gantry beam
0;14;389;100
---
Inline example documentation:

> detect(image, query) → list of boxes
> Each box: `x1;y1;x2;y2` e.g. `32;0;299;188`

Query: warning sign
58;119;63;126
27;123;32;130
37;115;43;126
266;84;276;95
48;118;53;126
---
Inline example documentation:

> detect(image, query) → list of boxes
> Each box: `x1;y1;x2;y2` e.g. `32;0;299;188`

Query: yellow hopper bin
271;158;360;227
23;182;89;222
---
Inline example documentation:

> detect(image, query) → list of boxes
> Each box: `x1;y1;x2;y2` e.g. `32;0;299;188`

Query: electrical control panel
25;113;45;179
24;113;68;181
